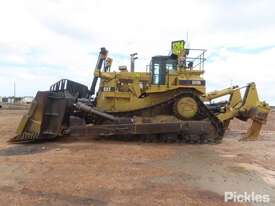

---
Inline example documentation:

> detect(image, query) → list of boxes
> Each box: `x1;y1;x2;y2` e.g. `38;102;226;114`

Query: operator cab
150;40;206;85
151;56;177;85
150;40;186;85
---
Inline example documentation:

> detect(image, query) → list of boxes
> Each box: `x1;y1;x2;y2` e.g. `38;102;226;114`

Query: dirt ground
0;110;275;206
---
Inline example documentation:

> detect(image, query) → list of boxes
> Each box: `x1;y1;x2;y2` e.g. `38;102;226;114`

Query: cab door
151;56;177;85
151;56;166;85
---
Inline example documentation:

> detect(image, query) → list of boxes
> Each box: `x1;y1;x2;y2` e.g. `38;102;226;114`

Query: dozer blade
10;91;73;143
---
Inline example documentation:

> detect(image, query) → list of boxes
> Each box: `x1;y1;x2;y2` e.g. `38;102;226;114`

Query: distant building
2;97;9;103
0;96;34;104
22;96;34;104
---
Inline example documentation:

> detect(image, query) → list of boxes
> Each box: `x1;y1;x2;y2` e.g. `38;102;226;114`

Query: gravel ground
0;109;274;206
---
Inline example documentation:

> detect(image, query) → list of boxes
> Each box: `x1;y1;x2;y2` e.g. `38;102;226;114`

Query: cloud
0;0;274;105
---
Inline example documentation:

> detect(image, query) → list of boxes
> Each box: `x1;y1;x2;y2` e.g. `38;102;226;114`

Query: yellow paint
96;67;205;112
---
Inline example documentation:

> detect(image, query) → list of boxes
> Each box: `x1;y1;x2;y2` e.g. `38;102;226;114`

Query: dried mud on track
0;109;275;206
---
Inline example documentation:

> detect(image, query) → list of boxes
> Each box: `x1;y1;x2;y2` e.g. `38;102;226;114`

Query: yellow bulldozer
10;40;270;144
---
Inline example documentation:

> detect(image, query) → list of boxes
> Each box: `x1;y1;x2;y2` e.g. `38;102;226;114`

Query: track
80;90;225;144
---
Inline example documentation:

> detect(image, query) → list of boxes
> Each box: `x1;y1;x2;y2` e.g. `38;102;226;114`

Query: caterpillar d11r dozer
10;40;270;144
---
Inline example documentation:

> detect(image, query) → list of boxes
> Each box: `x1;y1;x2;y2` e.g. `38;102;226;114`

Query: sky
0;0;274;104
